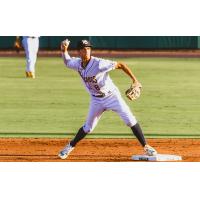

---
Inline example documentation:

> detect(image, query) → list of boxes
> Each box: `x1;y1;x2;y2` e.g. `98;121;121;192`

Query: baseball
64;39;70;46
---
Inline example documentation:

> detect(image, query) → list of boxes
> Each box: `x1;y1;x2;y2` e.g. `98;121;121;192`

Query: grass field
0;56;200;138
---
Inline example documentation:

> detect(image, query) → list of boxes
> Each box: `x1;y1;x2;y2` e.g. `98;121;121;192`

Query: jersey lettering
70;57;117;96
83;76;97;83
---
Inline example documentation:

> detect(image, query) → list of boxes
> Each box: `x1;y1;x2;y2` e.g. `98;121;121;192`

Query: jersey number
94;85;100;91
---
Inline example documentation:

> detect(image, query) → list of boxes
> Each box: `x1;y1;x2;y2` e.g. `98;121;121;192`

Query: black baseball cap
77;40;92;49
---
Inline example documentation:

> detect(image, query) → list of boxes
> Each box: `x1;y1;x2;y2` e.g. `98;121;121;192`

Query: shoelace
63;145;73;153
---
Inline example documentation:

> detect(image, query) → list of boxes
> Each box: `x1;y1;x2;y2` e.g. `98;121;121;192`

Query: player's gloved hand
61;39;70;52
14;36;22;53
125;81;142;101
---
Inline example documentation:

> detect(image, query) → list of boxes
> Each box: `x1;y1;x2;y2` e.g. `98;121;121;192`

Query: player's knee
126;121;137;127
125;117;137;127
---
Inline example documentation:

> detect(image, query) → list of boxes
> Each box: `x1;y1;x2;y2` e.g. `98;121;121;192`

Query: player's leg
27;38;38;78
22;37;31;76
69;127;87;147
58;99;104;159
58;127;86;159
108;94;146;146
30;38;39;77
33;37;39;55
107;92;157;155
70;100;104;146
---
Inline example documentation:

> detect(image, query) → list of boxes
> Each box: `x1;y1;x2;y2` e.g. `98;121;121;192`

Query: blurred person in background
22;36;39;78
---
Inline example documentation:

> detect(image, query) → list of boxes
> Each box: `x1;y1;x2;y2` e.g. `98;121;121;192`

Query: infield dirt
0;138;199;162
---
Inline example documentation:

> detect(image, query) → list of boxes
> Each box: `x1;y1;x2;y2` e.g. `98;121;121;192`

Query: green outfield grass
0;56;200;138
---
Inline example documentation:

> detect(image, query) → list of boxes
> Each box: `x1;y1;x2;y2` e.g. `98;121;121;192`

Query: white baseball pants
22;37;39;73
83;91;137;133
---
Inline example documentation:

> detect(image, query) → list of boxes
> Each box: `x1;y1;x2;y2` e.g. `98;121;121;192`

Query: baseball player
58;39;157;159
22;36;39;78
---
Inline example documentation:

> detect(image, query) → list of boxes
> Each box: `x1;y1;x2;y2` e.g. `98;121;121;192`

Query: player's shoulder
91;56;101;62
89;56;101;67
66;57;81;70
73;57;81;61
70;57;81;63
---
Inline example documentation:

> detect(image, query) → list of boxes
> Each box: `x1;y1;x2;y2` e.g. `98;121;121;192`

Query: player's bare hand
133;81;142;88
61;39;70;52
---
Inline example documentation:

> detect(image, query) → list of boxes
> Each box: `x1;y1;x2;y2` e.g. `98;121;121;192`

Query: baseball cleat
25;71;35;78
29;72;35;79
25;71;29;77
58;144;74;159
144;145;157;156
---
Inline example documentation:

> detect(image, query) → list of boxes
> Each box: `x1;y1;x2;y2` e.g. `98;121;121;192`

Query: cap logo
82;40;88;45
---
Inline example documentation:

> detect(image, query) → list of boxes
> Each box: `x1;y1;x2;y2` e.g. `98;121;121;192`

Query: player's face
79;47;91;61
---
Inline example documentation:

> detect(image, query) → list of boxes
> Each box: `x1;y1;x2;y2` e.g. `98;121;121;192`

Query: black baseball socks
70;127;87;147
70;124;147;147
131;123;147;147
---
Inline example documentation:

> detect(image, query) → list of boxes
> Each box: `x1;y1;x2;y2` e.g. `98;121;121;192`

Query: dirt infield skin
0;138;199;162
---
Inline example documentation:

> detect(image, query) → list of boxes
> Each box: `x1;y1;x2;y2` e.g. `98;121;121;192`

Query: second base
132;154;182;161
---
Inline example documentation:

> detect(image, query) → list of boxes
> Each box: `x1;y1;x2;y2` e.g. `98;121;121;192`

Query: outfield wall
0;36;199;49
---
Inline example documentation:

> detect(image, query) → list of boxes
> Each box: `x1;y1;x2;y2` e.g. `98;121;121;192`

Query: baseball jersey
63;52;118;97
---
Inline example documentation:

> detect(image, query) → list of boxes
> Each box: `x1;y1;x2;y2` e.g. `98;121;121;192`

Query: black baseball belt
92;93;105;98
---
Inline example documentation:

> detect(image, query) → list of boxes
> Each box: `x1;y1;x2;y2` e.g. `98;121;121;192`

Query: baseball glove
14;36;22;53
125;83;142;101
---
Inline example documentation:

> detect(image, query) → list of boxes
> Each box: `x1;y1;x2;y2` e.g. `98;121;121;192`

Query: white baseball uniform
63;52;137;133
22;36;39;73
